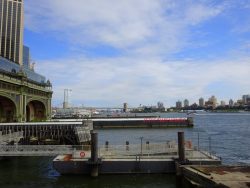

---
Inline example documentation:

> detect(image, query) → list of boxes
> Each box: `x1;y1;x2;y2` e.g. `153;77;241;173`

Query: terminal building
0;0;52;122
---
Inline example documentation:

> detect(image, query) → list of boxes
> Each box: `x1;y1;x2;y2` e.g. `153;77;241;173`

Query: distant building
208;95;217;109
157;101;164;109
183;99;189;107
0;0;24;65
199;97;204;107
176;100;182;109
123;103;128;113
242;95;250;105
229;99;234;107
220;101;226;107
235;99;243;106
23;45;30;69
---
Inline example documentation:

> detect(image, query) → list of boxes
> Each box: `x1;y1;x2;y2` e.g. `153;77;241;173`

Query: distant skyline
24;0;250;107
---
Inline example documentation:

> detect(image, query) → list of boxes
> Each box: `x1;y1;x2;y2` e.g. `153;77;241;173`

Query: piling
90;131;99;177
178;132;185;162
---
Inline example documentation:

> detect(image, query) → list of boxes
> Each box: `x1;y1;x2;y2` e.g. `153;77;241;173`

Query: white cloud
25;0;250;107
25;0;226;56
36;56;250;107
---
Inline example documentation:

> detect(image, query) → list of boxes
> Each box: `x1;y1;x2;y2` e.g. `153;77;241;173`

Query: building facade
0;0;52;122
0;0;24;65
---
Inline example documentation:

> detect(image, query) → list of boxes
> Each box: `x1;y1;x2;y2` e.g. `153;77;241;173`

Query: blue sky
24;0;250;107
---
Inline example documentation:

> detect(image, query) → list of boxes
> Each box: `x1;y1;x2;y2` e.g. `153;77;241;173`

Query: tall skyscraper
183;99;189;107
176;100;182;109
23;45;30;68
0;0;24;65
199;97;204;107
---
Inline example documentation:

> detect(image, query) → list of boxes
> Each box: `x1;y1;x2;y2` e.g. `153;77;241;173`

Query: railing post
126;141;129;151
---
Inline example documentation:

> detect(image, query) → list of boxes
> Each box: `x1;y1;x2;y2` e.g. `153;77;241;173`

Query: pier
53;117;194;129
0;121;92;145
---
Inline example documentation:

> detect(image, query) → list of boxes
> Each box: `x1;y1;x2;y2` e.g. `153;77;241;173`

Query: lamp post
140;136;144;156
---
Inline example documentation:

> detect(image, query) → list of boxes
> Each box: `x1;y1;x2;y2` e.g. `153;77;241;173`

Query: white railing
0;145;74;156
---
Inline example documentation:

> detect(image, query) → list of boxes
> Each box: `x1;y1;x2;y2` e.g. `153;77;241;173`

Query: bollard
90;131;99;177
178;132;185;162
105;141;109;151
126;141;129;151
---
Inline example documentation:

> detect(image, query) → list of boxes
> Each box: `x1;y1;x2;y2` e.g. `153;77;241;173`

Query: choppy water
0;113;249;188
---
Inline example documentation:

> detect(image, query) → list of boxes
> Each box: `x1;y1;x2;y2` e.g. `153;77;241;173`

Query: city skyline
23;0;250;107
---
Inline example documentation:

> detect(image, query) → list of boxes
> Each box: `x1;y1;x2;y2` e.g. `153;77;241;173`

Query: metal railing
0;145;74;156
98;142;178;159
0;142;218;160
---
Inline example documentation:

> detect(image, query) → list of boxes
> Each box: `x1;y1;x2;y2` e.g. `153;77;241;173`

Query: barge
92;117;193;128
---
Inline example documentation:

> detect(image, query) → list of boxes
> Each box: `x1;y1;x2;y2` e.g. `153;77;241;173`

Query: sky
24;0;250;108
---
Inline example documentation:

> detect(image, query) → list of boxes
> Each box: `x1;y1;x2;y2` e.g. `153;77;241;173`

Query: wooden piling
178;132;185;162
90;131;99;177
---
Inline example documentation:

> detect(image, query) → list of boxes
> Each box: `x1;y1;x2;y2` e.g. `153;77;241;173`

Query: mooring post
105;141;109;151
90;131;99;177
178;132;185;162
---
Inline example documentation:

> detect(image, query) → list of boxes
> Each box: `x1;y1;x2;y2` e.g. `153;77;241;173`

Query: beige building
0;0;24;65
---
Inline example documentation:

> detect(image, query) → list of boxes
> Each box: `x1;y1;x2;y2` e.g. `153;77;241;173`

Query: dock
53;132;221;176
181;165;250;188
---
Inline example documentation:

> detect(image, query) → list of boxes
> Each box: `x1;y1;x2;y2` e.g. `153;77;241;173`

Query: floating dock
53;132;220;175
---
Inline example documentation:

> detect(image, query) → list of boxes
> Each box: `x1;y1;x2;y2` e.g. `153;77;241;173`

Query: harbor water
0;113;249;188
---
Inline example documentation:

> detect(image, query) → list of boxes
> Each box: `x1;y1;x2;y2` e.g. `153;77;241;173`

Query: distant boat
187;110;206;115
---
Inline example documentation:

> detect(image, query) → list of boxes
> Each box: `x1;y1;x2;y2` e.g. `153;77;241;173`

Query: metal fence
0;142;216;160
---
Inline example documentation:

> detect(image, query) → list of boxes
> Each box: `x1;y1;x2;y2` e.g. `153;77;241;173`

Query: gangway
75;126;91;144
0;131;23;144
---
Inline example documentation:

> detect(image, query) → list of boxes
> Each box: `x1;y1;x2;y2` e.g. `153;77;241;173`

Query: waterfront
0;113;249;188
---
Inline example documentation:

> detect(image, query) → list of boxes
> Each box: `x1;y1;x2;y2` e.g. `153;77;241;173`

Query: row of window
0;81;48;97
27;88;48;97
0;81;19;91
